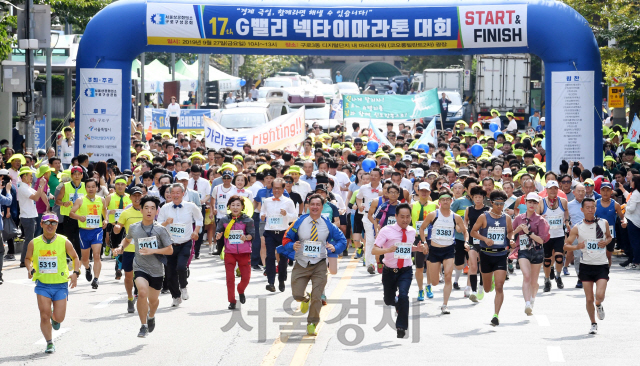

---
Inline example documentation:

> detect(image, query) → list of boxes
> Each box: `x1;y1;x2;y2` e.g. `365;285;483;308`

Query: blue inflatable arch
76;0;602;170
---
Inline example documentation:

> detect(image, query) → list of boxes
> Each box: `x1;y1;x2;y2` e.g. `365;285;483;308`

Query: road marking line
547;346;565;363
260;256;358;366
35;328;69;345
93;296;124;309
289;257;359;366
535;314;550;326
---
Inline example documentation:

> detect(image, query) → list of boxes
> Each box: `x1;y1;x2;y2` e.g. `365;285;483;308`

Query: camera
573;162;580;167
2;176;10;186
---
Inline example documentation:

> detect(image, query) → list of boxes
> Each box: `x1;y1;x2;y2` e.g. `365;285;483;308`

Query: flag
367;120;392;147
411;118;437;148
329;96;343;122
628;114;640;141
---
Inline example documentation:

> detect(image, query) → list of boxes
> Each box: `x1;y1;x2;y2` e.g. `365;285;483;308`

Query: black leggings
169;117;179;137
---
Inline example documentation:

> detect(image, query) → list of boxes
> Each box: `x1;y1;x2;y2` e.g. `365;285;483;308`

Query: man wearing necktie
277;194;347;336
372;203;425;339
158;183;203;307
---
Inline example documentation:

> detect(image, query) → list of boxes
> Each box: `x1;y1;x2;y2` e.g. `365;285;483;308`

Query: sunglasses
284;180;293;184
561;180;572;183
584;184;594;187
222;176;232;180
492;201;505;206
42;221;58;226
503;174;512;177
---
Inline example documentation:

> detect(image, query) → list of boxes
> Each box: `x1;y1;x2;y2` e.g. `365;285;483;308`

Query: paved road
0;248;637;365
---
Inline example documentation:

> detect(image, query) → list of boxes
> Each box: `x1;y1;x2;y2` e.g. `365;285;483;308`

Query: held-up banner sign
204;107;305;150
343;89;441;120
146;3;526;51
78;68;122;166
150;108;220;132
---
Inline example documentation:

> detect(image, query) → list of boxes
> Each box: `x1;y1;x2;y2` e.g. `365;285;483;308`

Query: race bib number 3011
138;236;158;250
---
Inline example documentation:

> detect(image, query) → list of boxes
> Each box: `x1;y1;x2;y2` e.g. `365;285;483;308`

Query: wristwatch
73;270;81;276
30;268;35;275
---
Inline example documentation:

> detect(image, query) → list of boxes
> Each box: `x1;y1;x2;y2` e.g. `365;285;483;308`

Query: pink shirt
374;223;416;269
35;177;49;214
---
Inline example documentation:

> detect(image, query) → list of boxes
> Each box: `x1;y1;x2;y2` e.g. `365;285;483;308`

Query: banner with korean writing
147;3;527;51
204;107;305;150
34;116;47;150
78;68;122;165
343;89;440;120
151;108;218;132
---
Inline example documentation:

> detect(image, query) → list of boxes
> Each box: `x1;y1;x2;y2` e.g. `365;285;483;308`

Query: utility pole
26;0;35;154
63;22;72;121
140;53;145;122
171;53;175;81
45;47;52;148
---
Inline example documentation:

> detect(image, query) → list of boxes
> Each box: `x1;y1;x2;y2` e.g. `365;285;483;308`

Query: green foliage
0;12;16;62
40;0;112;32
211;54;303;84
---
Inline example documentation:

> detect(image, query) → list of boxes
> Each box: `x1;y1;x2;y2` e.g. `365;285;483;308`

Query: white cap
413;168;424;178
525;192;541;202
546;180;559;189
0;169;8;176
540;117;545;122
418;182;431;191
175;171;189;181
402;155;412;161
503;168;512;175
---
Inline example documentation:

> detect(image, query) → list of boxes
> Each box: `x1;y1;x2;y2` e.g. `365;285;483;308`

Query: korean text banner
343;89;440;120
147;3;527;51
78;68;122;166
151;108;215;131
204;107;305;150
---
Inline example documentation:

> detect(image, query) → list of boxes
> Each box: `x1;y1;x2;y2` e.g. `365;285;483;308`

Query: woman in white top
167;96;181;137
623;175;640;269
17;168;48;265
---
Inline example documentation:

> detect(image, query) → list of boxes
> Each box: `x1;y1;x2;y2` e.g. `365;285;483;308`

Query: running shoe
491;315;499;326
397;328;406;339
477;287;485;301
418;290;425;301
228;302;236;310
171;297;182;307
576;280;583;289
45;343;55;354
115;269;122;280
321;294;327;306
137;325;149;338
556;276;564;289
0;273;3;285
469;292;478;303
148;317;155;332
161;288;170;294
236;268;241;277
453;282;460;290
367;264;375;274
104;246;110;257
356;248;363;258
589;323;598;334
51;316;60;330
127;299;135;314
426;285;434;299
563;266;570;276
86;265;93;282
516;261;520;270
525;304;533;316
181;287;189;300
464;286;471;298
619;259;631;267
625;263;639;270
439;273;444;283
463;265;469;274
530;297;536;308
597;305;605;320
307;323;317;336
543;279;551;292
508;262;514;274
265;284;276;292
279;280;286;293
239;293;246;304
441;305;450;314
91;278;99;289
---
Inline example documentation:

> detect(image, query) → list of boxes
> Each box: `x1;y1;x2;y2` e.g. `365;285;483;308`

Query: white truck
474;54;531;127
422;68;464;93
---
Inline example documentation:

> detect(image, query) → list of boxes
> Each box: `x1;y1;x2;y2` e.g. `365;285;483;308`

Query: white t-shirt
331;171;351;202
167;103;181;118
17;182;38;218
507;119;518;131
60;139;74;164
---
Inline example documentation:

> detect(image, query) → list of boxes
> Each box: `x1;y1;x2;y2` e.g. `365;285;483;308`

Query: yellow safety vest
32;234;69;284
107;192;131;223
77;196;104;229
412;200;438;228
60;181;86;217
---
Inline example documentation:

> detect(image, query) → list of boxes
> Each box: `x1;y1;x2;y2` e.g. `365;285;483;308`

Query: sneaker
342;249;349;257
228;302;236;310
377;263;383;274
45;343;55;354
426;285;434;299
453;282;460;290
556;276;564;289
51;316;60;330
505;274;510;281
477;287;485;300
300;296;310;314
464;286;471;298
251;265;262;271
525;304;533;316
307;323;317;336
367;264;375;274
91;278;99;289
171;297;182;307
589;323;598;334
463;265;469;274
181;287;189;300
104;247;110;257
161;288;170;294
239;293;246;304
115;269;122;280
0;273;3;285
137;325;149;338
563;266;570;276
321;294;327;306
530;297;536;308
576;280;583;289
550;268;555;280
626;263;639;270
597;305;605;320
397;328;406;339
4;254;15;261
148;317;155;332
265;284;276;292
469;292;478;303
236;268;241;277
86;266;93;282
279;280;285;293
418;290;425;301
439;273;444;283
441;305;450;314
491;315;500;326
194;254;200;260
127;299;135;313
543;279;551;292
508;262;514;274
